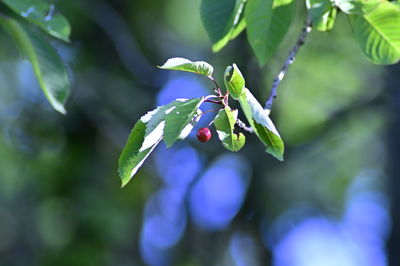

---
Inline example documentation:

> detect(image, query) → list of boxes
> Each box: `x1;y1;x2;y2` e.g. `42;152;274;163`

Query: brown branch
265;20;312;111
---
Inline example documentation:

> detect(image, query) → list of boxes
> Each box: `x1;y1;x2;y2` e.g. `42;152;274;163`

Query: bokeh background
0;0;399;265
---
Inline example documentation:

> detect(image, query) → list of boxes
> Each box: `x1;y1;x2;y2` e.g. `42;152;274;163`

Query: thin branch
265;20;312;111
236;119;254;134
204;99;223;104
209;76;221;91
200;109;223;116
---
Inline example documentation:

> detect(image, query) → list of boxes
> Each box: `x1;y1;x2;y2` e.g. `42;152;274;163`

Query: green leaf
334;0;380;14
252;122;284;160
224;63;245;99
274;0;294;8
143;99;201;141
244;0;296;64
201;0;247;52
317;7;337;31
118;120;162;187
201;0;235;49
178;109;202;140
349;2;400;64
158;57;214;77
306;0;337;31
245;0;273;64
214;107;245;152
229;9;247;40
306;0;331;22
2;0;71;42
119;102;186;187
237;88;284;160
264;0;297;62
0;17;70;114
143;102;178;137
119;99;203;186
164;98;203;147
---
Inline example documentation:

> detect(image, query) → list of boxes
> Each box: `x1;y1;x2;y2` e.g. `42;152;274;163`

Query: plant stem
265;20;312;111
202;109;222;115
209;76;220;91
204;99;223;104
236;119;254;133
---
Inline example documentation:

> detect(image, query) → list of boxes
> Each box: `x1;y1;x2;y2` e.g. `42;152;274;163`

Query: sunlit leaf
118;120;161;187
306;0;331;22
264;0;297;62
224;63;245;99
144;99;201;141
119;103;179;187
2;0;71;42
214;107;245;152
244;0;296;63
143;102;178;136
317;7;337;31
306;0;337;31
164;98;203;147
229;9;247;40
118;97;205;186
201;0;247;52
0;17;70;114
273;0;294;8
349;2;400;64
245;0;273;64
158;57;214;77
334;0;380;14
237;88;284;160
179;109;202;140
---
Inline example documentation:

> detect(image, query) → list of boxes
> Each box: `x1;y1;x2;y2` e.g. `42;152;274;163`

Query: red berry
196;127;212;142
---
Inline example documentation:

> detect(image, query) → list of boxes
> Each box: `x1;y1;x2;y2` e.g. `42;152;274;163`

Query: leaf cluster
118;58;285;186
201;0;400;65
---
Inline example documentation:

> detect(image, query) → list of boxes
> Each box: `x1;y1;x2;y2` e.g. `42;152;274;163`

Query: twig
204;99;223;104
265;20;312;111
201;109;223;115
209;76;220;91
236;119;254;134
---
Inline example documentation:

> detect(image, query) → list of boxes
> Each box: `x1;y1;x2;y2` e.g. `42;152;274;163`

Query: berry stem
204;99;223;104
194;108;223;121
209;76;221;91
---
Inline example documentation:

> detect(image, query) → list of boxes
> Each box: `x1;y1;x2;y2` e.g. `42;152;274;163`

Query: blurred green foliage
0;0;397;265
